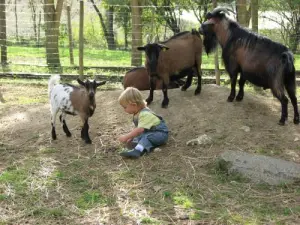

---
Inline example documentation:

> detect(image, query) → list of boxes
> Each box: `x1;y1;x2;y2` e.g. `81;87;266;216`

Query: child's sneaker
120;148;144;158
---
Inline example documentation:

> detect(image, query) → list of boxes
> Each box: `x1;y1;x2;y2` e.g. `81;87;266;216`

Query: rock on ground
219;150;300;185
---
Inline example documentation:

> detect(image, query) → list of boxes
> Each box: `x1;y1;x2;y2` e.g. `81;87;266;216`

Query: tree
261;0;300;52
150;0;181;34
29;0;42;44
43;0;64;69
251;0;258;32
236;0;249;27
113;0;131;49
0;0;7;64
90;0;116;50
131;0;142;66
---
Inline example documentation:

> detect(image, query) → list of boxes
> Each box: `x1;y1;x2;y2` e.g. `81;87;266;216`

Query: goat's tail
282;51;295;75
48;75;61;97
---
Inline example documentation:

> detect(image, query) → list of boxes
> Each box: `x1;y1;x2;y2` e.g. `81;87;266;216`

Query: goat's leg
181;73;193;91
81;118;92;144
272;89;288;125
194;65;202;95
236;75;246;101
161;82;169;108
161;75;170;108
146;77;156;105
227;73;238;102
285;82;299;124
60;112;72;137
50;108;58;140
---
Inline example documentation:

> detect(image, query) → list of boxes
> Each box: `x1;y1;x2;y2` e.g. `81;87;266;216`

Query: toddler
118;87;169;158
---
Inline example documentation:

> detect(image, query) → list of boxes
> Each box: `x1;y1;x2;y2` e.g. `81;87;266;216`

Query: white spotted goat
48;75;106;144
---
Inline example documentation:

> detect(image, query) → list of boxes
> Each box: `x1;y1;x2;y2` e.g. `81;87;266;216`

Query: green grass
0;45;299;76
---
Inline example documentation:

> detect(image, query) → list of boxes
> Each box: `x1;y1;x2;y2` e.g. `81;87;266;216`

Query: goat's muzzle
89;92;95;99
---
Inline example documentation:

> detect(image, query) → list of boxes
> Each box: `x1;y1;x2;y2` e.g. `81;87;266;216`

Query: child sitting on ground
118;87;169;158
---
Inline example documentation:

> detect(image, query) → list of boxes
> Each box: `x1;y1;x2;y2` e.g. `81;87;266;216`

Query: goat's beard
203;32;218;55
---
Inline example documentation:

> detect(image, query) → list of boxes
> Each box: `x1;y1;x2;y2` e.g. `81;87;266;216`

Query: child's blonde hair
118;87;147;107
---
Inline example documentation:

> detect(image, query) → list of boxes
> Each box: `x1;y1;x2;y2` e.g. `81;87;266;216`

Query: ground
0;82;300;224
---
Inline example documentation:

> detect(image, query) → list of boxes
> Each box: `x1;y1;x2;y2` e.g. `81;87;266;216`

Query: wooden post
67;5;74;65
212;0;220;85
79;0;84;79
131;0;142;66
0;0;7;64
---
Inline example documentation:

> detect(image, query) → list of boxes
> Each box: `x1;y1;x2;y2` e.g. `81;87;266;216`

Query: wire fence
0;0;299;81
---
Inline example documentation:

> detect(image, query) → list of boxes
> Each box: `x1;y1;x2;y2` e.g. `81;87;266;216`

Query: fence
0;0;299;83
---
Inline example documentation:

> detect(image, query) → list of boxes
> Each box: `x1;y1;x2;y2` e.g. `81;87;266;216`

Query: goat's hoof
66;133;72;137
236;95;243;101
146;99;153;105
227;96;235;102
181;86;187;91
85;139;92;144
194;89;201;95
294;118;299;124
161;101;169;108
278;120;285;125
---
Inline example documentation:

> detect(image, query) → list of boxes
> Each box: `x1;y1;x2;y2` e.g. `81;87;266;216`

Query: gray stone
219;150;300;185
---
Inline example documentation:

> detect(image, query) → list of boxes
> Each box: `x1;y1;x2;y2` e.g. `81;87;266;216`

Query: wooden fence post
212;0;220;85
79;0;84;79
67;5;74;65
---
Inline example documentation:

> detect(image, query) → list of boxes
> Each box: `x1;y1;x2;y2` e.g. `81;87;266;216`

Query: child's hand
118;135;128;143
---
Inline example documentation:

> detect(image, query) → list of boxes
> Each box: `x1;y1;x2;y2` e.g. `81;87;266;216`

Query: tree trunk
251;0;262;92
90;0;116;50
79;0;84;79
14;0;19;42
43;0;63;71
236;0;248;27
0;0;7;64
38;10;41;46
107;6;116;50
289;17;300;52
251;0;258;33
29;0;37;43
131;0;142;66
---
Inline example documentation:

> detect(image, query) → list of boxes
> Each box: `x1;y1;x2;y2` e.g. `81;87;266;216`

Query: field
1;81;300;224
2;46;300;75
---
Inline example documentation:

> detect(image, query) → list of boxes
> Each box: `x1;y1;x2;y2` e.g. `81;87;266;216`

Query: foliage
260;0;300;52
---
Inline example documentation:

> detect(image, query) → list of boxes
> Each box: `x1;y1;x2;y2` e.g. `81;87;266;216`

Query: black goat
199;7;299;125
137;30;202;108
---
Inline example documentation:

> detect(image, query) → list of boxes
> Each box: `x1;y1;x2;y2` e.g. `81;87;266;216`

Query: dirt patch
1;83;300;224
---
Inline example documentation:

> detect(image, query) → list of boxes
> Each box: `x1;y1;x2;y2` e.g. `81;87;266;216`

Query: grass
2;45;299;75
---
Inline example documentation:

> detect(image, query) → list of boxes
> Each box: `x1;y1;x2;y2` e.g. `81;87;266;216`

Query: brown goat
200;7;299;125
137;30;202;108
123;66;189;90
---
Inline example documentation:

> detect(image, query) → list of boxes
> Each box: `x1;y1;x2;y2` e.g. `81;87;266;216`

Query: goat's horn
146;34;151;43
210;7;232;15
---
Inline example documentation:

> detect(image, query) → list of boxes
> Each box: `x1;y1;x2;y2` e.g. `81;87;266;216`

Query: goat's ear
96;81;106;87
137;46;146;51
77;78;85;86
158;44;169;52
